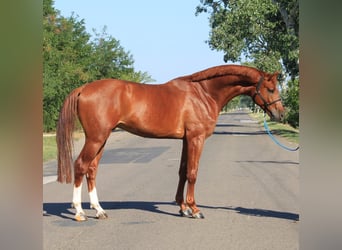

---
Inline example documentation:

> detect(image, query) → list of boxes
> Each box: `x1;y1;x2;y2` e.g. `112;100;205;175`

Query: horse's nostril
280;113;285;122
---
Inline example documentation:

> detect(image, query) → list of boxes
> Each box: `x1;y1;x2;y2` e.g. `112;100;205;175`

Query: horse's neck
201;75;257;111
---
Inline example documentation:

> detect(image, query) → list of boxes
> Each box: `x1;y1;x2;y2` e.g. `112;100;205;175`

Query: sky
54;0;226;83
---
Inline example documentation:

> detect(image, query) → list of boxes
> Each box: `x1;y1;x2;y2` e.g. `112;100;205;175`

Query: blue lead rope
263;114;299;152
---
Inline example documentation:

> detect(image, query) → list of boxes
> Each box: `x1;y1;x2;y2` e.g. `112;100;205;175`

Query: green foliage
43;0;154;132
196;0;299;126
196;0;298;78
89;27;134;80
222;96;240;112
43;4;93;131
89;27;155;83
282;78;299;128
240;95;254;109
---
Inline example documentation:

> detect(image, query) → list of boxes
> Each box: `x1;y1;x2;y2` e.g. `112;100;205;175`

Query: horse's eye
267;88;275;94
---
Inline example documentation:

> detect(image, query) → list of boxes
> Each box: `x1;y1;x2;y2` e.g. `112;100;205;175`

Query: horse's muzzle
270;110;285;123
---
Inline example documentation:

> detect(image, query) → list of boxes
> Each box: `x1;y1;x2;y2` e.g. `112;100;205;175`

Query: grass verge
43;136;57;162
249;112;299;144
43;132;84;162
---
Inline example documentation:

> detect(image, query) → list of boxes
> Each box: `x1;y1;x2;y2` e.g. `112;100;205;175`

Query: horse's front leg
184;134;205;219
86;147;108;219
175;139;192;217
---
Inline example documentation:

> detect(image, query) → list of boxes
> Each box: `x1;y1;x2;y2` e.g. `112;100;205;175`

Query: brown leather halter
252;76;282;118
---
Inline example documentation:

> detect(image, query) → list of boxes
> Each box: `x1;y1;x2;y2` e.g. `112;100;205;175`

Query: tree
240;95;254;110
89;27;155;83
43;0;153;131
43;1;93;131
196;0;299;126
222;96;240;112
196;0;298;77
282;78;299;128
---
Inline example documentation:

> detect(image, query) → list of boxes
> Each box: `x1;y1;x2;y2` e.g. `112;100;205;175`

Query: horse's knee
186;171;197;184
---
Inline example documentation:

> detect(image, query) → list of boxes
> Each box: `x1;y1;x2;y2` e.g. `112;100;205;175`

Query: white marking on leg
72;182;82;207
72;183;87;221
89;187;99;206
89;187;107;218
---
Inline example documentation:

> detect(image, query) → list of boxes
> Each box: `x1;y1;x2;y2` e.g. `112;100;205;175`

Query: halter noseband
252;76;282;117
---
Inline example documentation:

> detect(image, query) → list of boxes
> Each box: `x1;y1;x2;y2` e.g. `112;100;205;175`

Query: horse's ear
268;72;279;81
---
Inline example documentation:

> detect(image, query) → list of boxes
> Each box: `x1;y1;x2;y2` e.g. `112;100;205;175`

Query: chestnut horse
57;65;285;221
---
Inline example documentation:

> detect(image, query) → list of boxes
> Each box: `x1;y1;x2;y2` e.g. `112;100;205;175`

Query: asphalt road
43;111;299;250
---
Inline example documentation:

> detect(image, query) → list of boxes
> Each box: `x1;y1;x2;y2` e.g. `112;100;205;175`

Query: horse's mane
177;65;262;82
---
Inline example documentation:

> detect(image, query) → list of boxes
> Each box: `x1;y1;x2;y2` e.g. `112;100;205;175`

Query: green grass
249;112;299;144
43;132;84;162
43;135;57;162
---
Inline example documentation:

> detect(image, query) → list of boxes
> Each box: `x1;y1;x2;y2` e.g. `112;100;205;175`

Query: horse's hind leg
72;182;86;221
86;145;108;219
72;137;108;221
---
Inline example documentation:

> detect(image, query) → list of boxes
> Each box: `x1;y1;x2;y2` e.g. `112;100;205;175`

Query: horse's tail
56;85;84;183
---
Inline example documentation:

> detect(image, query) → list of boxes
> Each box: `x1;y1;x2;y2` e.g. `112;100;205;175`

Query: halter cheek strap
252;76;281;117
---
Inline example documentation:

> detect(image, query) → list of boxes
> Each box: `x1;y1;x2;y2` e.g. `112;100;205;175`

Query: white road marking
239;119;258;123
43;175;57;184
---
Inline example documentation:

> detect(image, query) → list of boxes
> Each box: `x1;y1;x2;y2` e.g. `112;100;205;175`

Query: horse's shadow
43;201;299;221
200;204;299;221
43;201;178;220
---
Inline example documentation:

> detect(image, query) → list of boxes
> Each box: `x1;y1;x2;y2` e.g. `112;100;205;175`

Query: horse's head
252;72;285;122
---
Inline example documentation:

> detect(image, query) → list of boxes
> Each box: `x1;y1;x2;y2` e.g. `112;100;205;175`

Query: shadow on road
236;160;299;165
43;201;180;220
43;201;298;221
199;204;299;221
213;131;267;135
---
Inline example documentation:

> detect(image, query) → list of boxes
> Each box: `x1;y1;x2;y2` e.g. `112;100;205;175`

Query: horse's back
76;79;190;138
80;78;191;107
79;78;130;96
80;78;186;97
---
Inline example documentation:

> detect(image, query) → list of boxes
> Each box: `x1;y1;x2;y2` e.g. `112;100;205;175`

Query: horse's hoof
74;213;88;222
179;208;192;218
192;212;205;219
96;211;108;219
